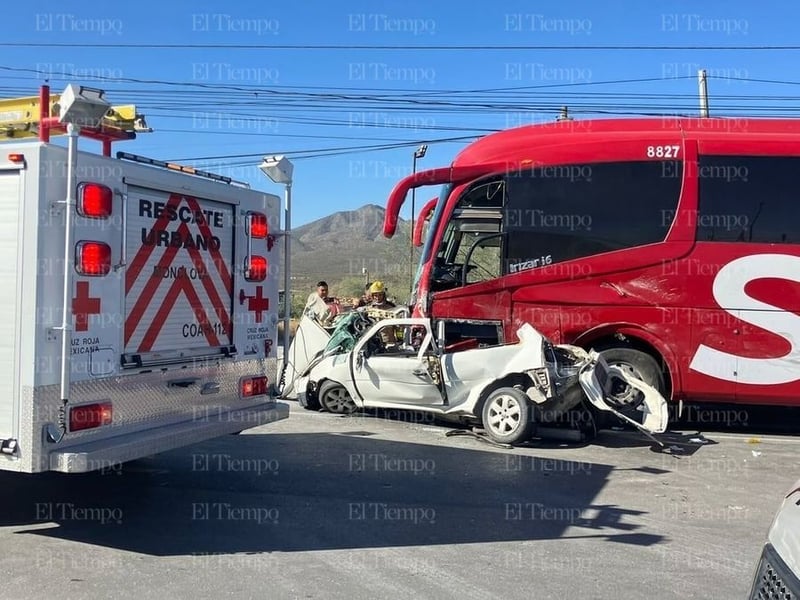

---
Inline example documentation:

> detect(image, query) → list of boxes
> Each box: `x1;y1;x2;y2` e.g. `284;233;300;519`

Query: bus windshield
416;178;505;295
416;184;451;272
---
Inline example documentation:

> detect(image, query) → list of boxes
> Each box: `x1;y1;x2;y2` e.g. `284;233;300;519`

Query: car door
350;319;445;407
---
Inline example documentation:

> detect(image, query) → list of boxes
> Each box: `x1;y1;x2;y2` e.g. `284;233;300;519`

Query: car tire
596;347;665;407
299;386;322;411
481;387;533;445
318;380;357;415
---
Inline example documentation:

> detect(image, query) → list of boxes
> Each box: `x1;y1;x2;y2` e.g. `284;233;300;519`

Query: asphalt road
1;400;798;600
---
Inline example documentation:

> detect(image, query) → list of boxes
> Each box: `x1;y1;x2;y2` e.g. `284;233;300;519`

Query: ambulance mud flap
578;352;669;445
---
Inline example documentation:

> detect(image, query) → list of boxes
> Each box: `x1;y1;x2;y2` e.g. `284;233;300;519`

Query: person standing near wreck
305;280;340;321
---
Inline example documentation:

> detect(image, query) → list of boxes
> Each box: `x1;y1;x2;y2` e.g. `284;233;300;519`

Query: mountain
278;204;420;308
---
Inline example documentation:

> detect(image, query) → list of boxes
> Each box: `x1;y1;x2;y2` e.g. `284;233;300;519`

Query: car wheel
597;347;665;408
318;380;357;415
481;387;533;445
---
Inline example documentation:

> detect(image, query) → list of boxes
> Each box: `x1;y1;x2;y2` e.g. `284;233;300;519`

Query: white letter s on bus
689;254;800;385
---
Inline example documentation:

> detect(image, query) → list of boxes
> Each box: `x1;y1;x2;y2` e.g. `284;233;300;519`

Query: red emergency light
247;212;268;238
77;183;113;218
244;256;267;282
75;241;112;276
69;401;113;431
241;376;269;398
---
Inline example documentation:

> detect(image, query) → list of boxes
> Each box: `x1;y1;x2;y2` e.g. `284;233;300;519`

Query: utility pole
698;69;709;117
410;144;427;296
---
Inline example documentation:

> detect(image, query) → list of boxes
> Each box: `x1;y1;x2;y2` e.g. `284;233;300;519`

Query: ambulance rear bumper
47;401;290;473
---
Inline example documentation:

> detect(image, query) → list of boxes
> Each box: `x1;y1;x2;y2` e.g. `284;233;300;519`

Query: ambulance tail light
69;402;113;432
241;376;269;398
75;241;112;276
247;212;268;238
77;183;113;218
244;256;267;281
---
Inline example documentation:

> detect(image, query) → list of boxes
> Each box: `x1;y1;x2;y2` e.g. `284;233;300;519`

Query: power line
2;42;800;51
0;65;699;98
168;134;480;162
157;128;452;142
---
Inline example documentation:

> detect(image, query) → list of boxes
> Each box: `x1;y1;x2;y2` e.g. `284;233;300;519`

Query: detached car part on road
281;312;668;445
749;477;800;598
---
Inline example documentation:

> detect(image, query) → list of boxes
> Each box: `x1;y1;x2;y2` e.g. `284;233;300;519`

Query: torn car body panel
578;352;670;436
279;315;332;400
281;314;668;443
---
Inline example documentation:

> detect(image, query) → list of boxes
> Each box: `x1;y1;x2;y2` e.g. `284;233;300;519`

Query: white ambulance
0;85;289;473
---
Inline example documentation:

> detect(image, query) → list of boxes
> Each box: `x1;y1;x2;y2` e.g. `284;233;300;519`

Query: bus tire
596;346;665;407
481;387;533;445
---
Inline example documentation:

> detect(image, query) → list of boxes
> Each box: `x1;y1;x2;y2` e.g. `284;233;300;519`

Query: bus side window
501;160;683;272
698;155;799;244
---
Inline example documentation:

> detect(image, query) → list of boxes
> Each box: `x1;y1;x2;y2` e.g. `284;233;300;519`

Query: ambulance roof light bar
116;151;251;187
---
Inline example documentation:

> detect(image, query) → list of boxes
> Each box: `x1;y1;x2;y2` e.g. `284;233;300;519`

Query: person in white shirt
304;280;340;323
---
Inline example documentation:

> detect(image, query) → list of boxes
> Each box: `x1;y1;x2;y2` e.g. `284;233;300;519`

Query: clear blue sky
2;0;799;226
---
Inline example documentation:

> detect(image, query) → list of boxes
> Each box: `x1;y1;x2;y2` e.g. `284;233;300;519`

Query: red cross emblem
239;286;269;323
73;281;101;332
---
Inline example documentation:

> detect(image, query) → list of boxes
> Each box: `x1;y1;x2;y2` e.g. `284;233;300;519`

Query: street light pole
50;85;111;443
282;181;292;360
410;144;427;295
259;155;294;395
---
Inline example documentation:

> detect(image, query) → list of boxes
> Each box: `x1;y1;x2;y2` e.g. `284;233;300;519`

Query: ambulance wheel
596;347;664;408
318;381;357;415
481;387;533;445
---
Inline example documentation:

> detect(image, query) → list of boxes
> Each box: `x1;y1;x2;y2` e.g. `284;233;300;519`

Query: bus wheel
318;381;357;415
481;387;533;445
597;347;665;407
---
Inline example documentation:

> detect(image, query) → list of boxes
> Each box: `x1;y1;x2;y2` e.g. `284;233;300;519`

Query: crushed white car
280;311;668;445
748;477;800;598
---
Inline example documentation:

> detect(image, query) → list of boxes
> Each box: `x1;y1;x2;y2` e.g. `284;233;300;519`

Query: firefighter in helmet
367;281;395;309
364;281;401;351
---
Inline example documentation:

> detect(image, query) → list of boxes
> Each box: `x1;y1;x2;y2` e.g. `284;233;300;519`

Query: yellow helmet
369;281;385;294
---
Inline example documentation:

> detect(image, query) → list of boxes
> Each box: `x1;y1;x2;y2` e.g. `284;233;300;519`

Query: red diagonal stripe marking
180;278;222;348
186;246;231;339
136;273;185;353
138;276;220;352
125;193;183;295
125;219;232;348
184;196;232;294
124;239;182;346
124;195;235;349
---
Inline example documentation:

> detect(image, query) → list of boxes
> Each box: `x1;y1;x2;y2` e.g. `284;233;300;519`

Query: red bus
383;117;800;415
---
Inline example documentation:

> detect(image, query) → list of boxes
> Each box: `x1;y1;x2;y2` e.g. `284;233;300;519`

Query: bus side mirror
436;320;446;352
